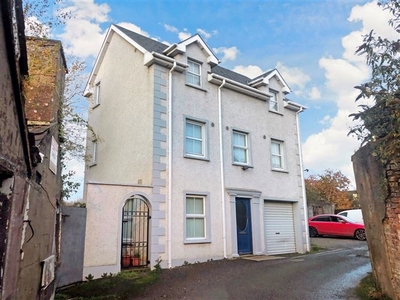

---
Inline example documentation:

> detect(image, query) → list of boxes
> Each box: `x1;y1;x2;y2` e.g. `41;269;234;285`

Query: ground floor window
186;195;205;239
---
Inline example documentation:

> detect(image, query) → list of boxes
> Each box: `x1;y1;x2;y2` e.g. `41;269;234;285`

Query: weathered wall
307;202;335;218
0;1;31;298
352;144;397;299
384;161;400;298
57;206;86;287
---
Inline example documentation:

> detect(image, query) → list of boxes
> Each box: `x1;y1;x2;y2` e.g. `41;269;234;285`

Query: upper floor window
269;90;278;112
94;81;101;107
271;139;284;170
89;140;98;166
187;60;201;86
185;118;207;159
233;130;249;165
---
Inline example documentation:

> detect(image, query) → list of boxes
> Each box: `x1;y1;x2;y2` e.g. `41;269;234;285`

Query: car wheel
355;229;366;241
309;226;318;237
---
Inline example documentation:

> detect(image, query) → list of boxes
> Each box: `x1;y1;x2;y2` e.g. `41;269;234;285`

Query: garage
264;201;296;255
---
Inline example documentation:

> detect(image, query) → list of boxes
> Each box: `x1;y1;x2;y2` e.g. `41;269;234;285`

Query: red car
308;214;366;241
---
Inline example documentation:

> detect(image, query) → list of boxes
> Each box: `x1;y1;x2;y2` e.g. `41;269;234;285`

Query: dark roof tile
113;24;269;87
114;24;168;53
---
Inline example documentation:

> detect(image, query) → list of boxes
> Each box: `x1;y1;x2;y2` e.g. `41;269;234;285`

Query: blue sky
29;0;396;200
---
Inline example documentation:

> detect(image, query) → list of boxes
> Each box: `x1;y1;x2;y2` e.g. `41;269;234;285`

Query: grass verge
355;273;392;300
55;269;160;300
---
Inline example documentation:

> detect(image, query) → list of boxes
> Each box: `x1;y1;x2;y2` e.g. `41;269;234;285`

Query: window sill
92;103;100;109
89;162;97;167
271;168;288;173
233;163;253;169
184;155;210;162
184;239;211;244
185;83;207;92
269;110;283;116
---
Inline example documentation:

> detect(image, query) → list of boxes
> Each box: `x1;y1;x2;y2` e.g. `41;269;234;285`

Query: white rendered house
82;24;309;278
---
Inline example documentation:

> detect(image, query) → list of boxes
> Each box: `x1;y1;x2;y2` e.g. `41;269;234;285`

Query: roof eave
284;100;307;112
144;52;187;72
208;73;270;101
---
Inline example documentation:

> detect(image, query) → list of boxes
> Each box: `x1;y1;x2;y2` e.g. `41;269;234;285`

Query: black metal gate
121;197;150;268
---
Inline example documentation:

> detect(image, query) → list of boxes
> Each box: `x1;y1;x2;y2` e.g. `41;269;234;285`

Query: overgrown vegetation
349;0;400;166
356;273;392;300
55;269;160;300
23;0;99;201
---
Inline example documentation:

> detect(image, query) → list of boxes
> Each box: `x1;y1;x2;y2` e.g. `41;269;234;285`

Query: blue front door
236;198;253;254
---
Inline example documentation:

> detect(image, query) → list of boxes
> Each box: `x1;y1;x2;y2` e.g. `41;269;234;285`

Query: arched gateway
121;196;150;268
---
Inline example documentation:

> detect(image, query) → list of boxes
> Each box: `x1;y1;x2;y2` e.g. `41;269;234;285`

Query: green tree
305;169;352;209
349;0;400;164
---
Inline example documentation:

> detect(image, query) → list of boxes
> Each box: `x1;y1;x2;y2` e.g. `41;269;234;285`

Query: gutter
209;73;269;101
218;79;227;258
167;61;177;268
145;52;187;71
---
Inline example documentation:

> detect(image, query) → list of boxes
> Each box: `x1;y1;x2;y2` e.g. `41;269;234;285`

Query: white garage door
264;201;296;255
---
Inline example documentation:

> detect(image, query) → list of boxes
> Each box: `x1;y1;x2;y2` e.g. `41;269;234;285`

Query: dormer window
269;90;278;112
187;60;201;87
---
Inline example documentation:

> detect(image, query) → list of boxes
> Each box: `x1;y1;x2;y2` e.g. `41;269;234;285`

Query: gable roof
85;24;292;99
114;25;168;53
249;69;291;94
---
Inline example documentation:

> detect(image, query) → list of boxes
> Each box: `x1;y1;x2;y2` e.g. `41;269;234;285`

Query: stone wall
352;144;398;299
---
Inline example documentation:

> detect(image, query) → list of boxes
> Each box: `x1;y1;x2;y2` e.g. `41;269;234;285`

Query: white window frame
232;130;250;165
184;193;211;244
184;117;209;160
269;90;278;112
94;81;101;107
89;140;98;166
271;139;285;170
186;60;201;87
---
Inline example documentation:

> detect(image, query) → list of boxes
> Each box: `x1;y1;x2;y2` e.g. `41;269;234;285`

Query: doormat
241;255;285;262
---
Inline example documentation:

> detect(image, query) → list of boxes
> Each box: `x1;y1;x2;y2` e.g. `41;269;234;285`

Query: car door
312;216;331;235
331;216;351;236
328;216;345;236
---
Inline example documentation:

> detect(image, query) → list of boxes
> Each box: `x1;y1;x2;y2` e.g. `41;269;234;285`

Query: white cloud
196;28;218;40
276;61;310;90
319;115;332;125
164;24;178;33
57;0;110;59
213;46;239;62
302;0;393;186
178;29;191;41
233;65;263;78
118;22;150;37
309;86;321;100
64;157;85;202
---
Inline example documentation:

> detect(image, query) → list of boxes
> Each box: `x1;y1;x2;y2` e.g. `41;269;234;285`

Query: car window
331;216;342;222
339;212;347;217
313;216;331;222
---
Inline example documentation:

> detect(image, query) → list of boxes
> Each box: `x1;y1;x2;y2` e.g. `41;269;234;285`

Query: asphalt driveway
135;237;370;299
